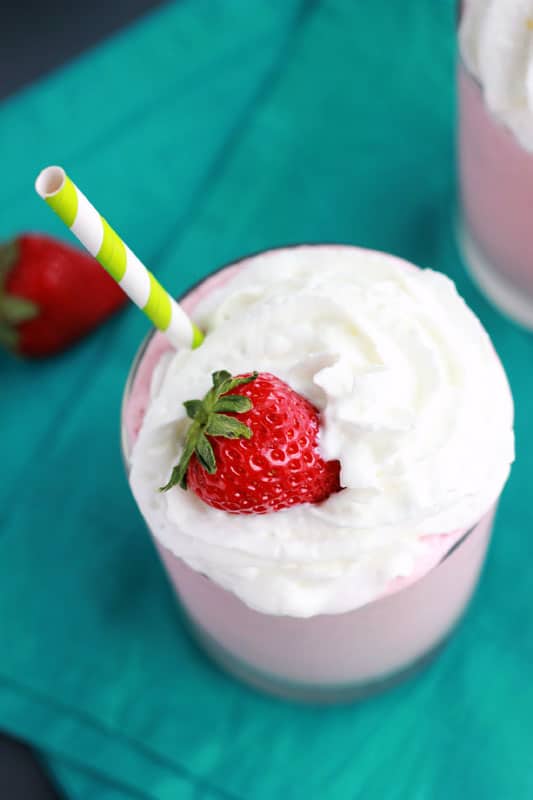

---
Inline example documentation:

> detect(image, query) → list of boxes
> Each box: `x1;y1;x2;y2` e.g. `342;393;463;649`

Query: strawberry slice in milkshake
123;245;514;701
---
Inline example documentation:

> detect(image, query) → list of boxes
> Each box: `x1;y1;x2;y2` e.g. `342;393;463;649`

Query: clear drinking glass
120;250;498;703
457;5;533;329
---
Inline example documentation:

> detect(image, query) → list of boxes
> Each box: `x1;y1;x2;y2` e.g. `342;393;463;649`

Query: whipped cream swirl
130;246;514;616
460;0;533;150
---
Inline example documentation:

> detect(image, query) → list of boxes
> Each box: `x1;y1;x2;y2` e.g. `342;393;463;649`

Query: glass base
182;609;450;705
458;219;533;331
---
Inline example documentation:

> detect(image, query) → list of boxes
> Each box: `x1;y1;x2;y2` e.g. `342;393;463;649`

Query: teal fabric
1;1;532;797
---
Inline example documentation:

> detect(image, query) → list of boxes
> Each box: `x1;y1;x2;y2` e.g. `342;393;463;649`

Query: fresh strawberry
161;370;342;514
0;234;127;357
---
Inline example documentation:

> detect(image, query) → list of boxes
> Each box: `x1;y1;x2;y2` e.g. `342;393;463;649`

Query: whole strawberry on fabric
161;370;342;514
0;234;127;357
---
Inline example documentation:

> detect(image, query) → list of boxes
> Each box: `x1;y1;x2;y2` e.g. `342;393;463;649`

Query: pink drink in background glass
121;249;502;703
457;14;533;329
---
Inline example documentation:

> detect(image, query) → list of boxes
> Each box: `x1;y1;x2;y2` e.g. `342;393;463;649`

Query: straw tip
35;166;66;198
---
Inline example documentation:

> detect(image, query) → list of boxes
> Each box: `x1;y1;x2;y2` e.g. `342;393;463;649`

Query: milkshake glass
122;245;514;702
458;0;533;329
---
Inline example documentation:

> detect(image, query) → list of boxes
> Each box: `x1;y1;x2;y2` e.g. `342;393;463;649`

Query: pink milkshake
122;245;514;702
458;0;533;329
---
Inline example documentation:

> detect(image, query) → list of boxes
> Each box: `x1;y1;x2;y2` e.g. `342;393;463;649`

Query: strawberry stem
160;370;258;492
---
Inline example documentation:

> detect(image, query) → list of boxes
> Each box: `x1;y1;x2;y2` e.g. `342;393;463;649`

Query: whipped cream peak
129;246;514;617
460;0;533;150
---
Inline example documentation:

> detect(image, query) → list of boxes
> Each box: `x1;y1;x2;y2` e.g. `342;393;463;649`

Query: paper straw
35;166;203;350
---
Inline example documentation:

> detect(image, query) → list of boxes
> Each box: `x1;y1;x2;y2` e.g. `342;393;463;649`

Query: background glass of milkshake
458;0;533;329
122;245;514;703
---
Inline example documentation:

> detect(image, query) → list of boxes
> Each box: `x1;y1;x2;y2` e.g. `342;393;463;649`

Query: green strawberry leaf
213;395;252;414
224;373;257;393
160;370;258;493
206;414;252;439
0;239;38;352
212;370;232;390
183;399;203;420
0;295;39;325
160;437;196;491
0;240;19;279
195;434;216;473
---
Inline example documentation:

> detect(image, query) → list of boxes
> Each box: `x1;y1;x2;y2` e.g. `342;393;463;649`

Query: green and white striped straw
35;165;203;350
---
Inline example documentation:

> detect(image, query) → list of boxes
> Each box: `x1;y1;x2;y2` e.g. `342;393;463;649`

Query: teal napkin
1;1;533;798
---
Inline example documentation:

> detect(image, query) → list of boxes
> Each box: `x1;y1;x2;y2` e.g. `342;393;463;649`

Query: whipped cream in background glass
123;245;514;701
458;0;533;327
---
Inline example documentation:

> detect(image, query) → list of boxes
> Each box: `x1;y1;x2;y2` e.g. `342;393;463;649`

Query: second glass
457;7;533;329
